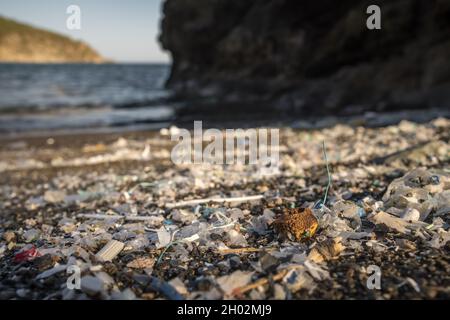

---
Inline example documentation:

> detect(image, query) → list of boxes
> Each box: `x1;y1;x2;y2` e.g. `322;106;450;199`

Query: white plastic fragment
156;227;172;248
95;240;124;262
304;261;330;280
23;229;40;242
406;277;421;293
35;264;67;280
283;268;315;293
165;195;264;208
77;213;123;220
44;190;67;203
401;208;420;221
216;270;254;296
369;211;412;234
382;168;449;221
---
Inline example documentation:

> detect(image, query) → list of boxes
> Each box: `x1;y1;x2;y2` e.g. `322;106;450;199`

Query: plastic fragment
14;245;41;263
95;240;124;262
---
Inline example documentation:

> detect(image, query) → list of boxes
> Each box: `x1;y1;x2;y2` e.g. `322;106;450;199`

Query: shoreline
0;117;448;299
1;107;449;141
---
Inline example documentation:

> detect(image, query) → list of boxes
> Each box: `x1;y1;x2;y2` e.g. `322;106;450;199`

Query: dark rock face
160;0;450;116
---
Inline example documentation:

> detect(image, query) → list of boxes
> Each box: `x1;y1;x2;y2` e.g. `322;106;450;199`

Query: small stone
81;275;104;296
95;271;116;289
126;257;155;269
24;218;37;227
111;288;136;300
168;277;188;295
23;229;40;243
401;208;420;221
44;190;67;203
16;288;30;298
33;254;60;271
8;242;15;250
3;231;16;243
0;289;15;300
396;239;416;251
273;284;286;300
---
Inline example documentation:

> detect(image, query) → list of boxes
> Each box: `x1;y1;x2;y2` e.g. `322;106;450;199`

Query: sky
0;0;170;63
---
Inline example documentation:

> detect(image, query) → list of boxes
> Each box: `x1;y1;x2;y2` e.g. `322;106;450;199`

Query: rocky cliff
160;0;450;116
0;16;106;63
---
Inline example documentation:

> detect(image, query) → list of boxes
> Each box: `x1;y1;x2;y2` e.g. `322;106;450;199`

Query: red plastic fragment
13;245;41;263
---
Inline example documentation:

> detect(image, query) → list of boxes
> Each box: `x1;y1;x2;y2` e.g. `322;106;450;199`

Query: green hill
0;16;106;63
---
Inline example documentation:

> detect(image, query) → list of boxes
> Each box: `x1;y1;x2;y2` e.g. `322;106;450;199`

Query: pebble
23;229;40;242
80;276;104;296
44;190;67;203
3;231;16;243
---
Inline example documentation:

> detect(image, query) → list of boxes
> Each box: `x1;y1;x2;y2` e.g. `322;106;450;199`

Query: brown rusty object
273;207;319;241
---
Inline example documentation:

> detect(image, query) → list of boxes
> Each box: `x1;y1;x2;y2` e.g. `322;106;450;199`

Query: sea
0;63;174;133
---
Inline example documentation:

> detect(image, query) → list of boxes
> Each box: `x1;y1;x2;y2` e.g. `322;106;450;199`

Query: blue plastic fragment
313;200;324;210
357;207;366;218
202;207;214;218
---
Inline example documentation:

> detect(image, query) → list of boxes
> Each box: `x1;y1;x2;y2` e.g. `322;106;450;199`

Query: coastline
0;117;448;299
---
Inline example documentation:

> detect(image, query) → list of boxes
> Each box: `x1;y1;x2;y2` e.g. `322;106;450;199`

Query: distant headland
0;16;107;63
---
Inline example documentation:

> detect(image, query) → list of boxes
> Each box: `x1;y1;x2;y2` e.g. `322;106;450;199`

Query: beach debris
165;195;264;208
332;200;362;230
23;229;40;243
35;264;67;280
369;211;415;234
0;118;448;300
13;245;41;263
250;209;275;235
81;275;105;296
149;276;184;300
428;229;450;248
95;240;124;262
218;247;271;255
403;277;421;293
273;208;319;241
232;269;289;297
168;277;188;296
44;190;67;203
283;268;315;293
3;231;16;243
217;270;254;297
395;239;417;251
308;238;345;264
156;227;172;249
111;288;136;300
382;168;449;221
126;257;155;269
401;208;421;221
321;140;332;207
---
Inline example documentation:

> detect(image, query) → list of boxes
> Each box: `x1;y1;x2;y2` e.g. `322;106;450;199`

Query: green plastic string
322;141;332;208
